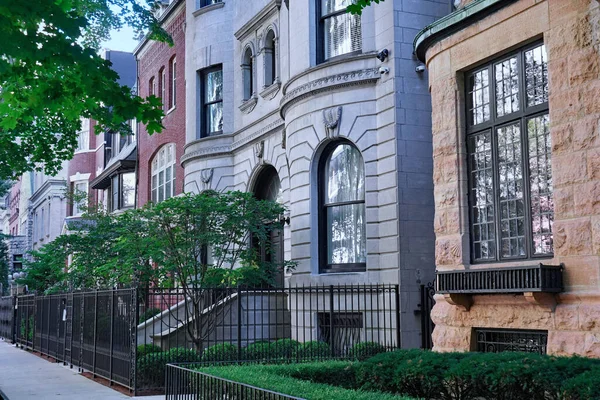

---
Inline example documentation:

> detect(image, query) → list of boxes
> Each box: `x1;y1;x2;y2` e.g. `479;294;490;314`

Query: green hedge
137;348;201;387
293;341;331;360
354;350;600;400
199;363;410;400
348;341;387;361
244;339;301;361
201;343;238;363
136;343;162;359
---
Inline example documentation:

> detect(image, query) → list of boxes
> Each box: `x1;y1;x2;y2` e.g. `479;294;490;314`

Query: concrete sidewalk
0;340;163;400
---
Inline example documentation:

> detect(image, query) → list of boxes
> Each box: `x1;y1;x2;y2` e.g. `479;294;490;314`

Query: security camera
379;66;390;74
376;48;389;62
415;64;426;73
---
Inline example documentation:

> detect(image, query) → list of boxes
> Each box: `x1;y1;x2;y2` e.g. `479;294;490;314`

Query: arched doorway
252;165;284;287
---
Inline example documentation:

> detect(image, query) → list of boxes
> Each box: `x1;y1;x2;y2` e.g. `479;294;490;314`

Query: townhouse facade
415;0;600;356
135;0;186;208
179;0;451;348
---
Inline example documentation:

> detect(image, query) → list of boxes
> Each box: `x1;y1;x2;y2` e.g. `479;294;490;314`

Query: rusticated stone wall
423;0;600;356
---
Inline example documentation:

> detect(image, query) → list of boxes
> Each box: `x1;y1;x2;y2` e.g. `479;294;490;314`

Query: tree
0;1;168;179
347;0;385;15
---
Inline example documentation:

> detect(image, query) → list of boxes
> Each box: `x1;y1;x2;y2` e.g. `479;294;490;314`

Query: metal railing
9;284;400;394
14;289;136;391
0;296;15;342
165;363;303;400
436;263;564;294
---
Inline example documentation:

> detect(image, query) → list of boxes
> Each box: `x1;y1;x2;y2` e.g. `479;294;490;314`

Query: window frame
159;67;166;111
318;140;367;274
465;41;552;264
198;0;222;7
316;0;362;64
72;180;89;216
198;65;224;138
151;144;176;203
170;57;177;109
264;30;277;86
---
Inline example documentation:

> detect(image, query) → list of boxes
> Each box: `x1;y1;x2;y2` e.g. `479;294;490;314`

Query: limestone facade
416;0;600;356
183;0;452;347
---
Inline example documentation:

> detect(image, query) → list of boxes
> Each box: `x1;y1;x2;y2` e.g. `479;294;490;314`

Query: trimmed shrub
293;341;331;360
201;343;239;363
138;307;161;324
562;370;600;400
136;343;162;359
270;339;301;359
348;341;387;361
137;347;200;387
244;339;301;361
243;341;272;361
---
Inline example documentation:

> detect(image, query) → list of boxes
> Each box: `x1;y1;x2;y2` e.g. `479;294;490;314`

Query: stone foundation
432;294;600;357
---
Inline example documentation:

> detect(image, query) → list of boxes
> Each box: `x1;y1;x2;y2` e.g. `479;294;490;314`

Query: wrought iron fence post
237;286;242;361
132;287;139;396
394;284;401;349
11;295;16;344
93;289;98;378
109;289;114;386
329;285;335;358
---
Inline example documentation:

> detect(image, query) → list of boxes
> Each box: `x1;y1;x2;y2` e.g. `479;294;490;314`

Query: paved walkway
0;340;163;400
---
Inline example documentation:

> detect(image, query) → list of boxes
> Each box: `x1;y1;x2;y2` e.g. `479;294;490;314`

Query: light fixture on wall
415;64;426;73
376;48;389;62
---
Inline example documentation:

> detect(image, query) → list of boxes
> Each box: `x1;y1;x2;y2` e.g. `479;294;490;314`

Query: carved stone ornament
323;106;342;138
239;95;258;114
254;140;265;159
281;128;286;149
200;168;214;185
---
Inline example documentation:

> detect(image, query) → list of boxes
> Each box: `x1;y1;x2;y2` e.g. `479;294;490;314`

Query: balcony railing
436;264;564;295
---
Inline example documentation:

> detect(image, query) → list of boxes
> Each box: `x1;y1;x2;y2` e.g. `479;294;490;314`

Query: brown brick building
415;0;600;356
135;0;186;207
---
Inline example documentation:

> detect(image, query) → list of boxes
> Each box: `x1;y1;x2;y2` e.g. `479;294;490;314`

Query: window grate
475;328;548;354
317;312;363;356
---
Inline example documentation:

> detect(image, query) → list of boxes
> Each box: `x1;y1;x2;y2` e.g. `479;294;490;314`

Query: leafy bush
562;370;600;400
137;347;200;387
201;343;239;363
138;307;161;324
136;343;162;359
348;341;387;361
244;339;301;361
293;341;331;360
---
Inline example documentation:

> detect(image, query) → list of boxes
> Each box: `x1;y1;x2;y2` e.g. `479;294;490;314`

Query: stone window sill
259;80;281;100
239;95;258;114
193;2;225;18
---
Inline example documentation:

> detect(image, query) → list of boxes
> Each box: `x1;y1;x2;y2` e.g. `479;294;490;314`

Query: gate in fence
14;289;137;391
420;280;436;349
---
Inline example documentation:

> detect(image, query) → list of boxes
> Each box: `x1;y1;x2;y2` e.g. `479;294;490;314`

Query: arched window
319;141;366;273
264;30;277;87
242;47;254;101
151;144;176;203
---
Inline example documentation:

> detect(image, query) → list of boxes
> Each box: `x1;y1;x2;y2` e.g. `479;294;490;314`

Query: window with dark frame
198;0;222;8
160;67;166;111
242;47;254;101
198;65;223;138
318;0;362;63
319;141;366;273
466;42;552;263
264;30;277;86
149;76;155;97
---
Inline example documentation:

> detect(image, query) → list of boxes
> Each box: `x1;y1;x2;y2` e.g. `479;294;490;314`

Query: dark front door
253;166;284;287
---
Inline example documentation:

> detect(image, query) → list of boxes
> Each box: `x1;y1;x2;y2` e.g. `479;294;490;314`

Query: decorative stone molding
254;140;265;159
200;168;214;190
232;118;283;149
280;68;380;118
181;144;232;164
443;293;473;312
234;0;281;40
260;80;281;100
281;128;286;149
239;95;258;114
323;106;342;138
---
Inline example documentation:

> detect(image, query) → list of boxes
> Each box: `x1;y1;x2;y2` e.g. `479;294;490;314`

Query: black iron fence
420;280;435;349
14;289;136;391
6;284;400;394
0;296;15;342
165;363;303;400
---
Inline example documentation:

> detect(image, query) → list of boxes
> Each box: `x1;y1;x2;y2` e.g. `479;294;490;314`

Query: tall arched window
151;144;176;203
242;47;254;101
319;141;366;273
264;30;276;87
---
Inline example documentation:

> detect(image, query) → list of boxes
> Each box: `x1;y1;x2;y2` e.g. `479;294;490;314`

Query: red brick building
135;0;186;207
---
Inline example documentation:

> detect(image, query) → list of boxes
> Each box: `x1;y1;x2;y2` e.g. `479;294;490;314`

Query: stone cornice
280;68;381;118
234;0;281;40
181;117;284;165
30;179;67;204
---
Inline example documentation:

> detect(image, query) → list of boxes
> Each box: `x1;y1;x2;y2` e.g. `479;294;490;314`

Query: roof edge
413;0;518;63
